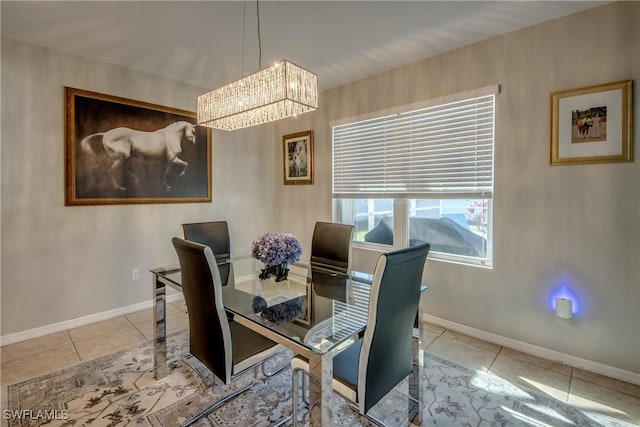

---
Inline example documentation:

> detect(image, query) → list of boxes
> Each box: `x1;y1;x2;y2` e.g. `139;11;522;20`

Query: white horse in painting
80;121;196;192
291;140;307;177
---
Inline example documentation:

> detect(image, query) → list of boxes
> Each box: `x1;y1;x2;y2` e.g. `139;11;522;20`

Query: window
332;85;498;267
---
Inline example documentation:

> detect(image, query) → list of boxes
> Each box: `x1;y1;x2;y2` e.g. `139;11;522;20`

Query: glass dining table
150;256;425;426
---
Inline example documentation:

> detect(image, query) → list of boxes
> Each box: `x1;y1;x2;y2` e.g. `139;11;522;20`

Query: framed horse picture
550;80;632;165
283;130;313;185
64;87;211;205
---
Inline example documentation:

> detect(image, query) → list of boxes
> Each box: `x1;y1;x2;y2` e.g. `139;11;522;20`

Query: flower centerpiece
251;232;302;282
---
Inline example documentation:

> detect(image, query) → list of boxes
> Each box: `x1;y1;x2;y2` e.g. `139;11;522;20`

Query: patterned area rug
5;329;636;426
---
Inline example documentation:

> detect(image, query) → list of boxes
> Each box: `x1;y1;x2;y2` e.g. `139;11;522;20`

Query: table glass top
151;256;374;355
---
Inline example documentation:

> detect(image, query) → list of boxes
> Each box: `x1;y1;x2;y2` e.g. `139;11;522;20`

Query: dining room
1;1;639;425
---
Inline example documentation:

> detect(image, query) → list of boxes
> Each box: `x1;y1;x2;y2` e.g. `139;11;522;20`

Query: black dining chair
172;237;285;427
182;221;232;286
310;221;354;271
291;243;430;426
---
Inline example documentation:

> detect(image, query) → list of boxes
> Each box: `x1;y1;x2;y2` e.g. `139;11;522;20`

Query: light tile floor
1;304;638;425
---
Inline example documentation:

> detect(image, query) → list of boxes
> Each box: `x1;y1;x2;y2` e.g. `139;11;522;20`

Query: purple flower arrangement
251;232;302;267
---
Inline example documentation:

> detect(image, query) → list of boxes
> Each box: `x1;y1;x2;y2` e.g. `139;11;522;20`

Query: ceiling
1;1;606;92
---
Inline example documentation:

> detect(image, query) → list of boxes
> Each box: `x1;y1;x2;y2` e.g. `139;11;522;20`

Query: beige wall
1;2;638;376
0;39;278;335
276;2;640;374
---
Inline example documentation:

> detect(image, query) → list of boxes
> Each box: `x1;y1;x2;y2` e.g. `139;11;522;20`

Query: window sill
351;241;493;269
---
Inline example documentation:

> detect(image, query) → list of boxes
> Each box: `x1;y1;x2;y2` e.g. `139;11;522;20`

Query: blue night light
549;285;581;317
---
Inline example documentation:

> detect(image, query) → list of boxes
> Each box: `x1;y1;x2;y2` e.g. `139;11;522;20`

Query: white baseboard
0;294;185;347
4;296;637;386
420;313;640;386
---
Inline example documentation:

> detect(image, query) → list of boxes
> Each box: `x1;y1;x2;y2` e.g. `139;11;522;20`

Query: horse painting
576;117;592;139
80;121;196;193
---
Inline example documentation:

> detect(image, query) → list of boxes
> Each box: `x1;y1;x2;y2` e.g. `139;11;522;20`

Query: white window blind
333;87;497;199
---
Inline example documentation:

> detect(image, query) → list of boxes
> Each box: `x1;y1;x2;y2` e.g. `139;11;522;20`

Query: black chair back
310;222;354;271
182;221;231;258
358;243;430;413
172;237;233;384
182;221;231;285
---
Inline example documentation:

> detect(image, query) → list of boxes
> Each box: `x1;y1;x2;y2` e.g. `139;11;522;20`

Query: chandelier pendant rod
256;0;262;70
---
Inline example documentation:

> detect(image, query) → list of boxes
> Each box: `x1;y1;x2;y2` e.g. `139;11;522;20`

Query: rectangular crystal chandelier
197;60;318;131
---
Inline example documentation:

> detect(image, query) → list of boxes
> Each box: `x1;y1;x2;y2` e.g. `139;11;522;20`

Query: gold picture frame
65;87;212;205
550;80;632;165
283;130;314;185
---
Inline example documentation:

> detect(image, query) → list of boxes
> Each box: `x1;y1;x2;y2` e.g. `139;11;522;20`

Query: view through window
332;85;498;266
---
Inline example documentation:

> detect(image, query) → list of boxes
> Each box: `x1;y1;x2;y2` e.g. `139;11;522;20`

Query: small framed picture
283;130;314;185
550;80;632;165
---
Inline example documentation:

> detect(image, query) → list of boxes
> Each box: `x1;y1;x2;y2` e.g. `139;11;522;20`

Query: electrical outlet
131;268;140;280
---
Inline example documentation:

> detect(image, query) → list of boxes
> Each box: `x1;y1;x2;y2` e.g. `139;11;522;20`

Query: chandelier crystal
197;60;318;131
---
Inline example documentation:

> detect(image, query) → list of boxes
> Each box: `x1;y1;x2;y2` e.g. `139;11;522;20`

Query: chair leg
292;368;300;427
272;414;292;427
182;354;217;387
291;368;313;427
412;329;420;366
291;369;310;405
262;356;289;378
301;371;309;405
179;359;261;427
291;374;388;427
295;370;393;426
